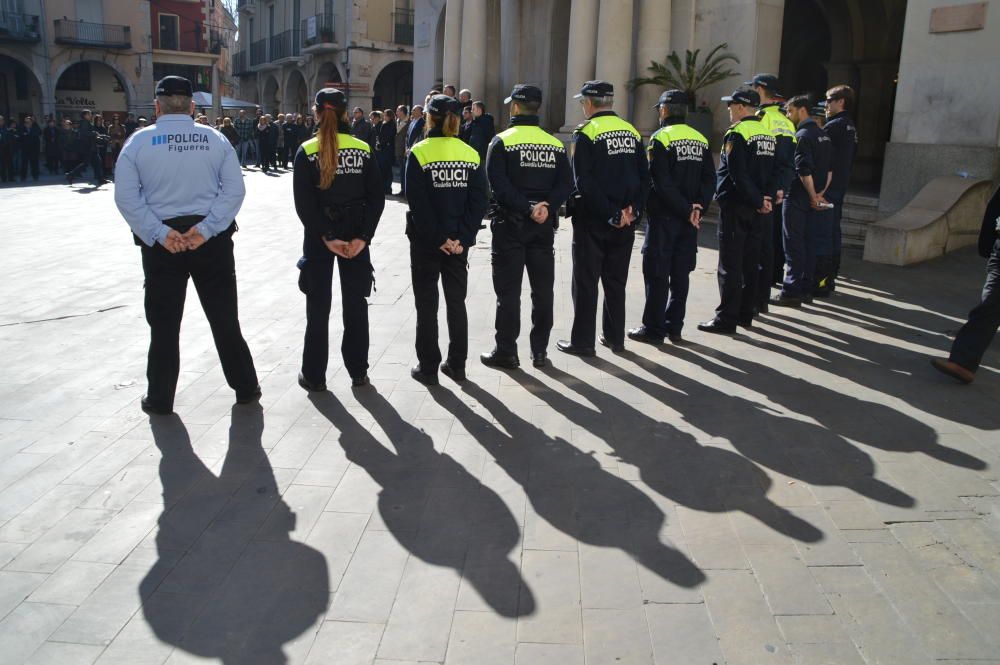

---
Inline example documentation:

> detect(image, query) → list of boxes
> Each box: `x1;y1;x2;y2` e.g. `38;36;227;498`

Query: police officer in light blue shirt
114;75;259;415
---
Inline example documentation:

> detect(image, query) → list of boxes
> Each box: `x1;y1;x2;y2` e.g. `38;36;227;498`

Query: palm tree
628;44;742;111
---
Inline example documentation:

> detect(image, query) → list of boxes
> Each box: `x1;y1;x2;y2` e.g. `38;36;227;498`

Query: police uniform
558;81;649;355
482;85;573;369
822;105;858;294
405;95;490;385
629;90;715;344
749;75;796;310
293;88;386;391
774;115;832;303
114;76;259;414
699;88;777;334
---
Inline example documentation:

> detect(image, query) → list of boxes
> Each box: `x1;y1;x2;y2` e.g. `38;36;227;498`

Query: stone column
595;0;635;120
442;0;464;89
560;0;599;132
499;0;521;110
459;0;488;100
634;0;672;133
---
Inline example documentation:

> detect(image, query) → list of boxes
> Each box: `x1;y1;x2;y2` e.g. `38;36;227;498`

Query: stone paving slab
0;171;999;664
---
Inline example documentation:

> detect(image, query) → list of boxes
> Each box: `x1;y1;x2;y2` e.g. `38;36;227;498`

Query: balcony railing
0;12;40;42
249;38;267;66
54;19;130;49
393;9;414;46
270;29;300;61
233;50;249;76
301;13;335;48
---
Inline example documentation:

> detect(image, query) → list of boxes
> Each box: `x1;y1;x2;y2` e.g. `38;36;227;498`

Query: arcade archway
284;69;309;116
261;75;280;114
54;60;129;120
373;60;413;111
314;61;343;93
0;54;43;120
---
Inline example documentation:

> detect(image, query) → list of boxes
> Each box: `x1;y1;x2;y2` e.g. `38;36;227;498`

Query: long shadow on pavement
601;352;915;509
142;405;329;665
429;381;709;590
523;366;825;543
309;389;535;618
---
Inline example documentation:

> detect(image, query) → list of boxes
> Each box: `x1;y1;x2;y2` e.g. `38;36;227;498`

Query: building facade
414;0;1000;221
233;0;414;117
151;0;238;102
1;0;155;121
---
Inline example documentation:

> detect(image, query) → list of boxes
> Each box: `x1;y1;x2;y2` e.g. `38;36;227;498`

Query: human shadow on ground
308;389;534;617
754;312;1000;430
515;366;825;542
598;352;915;509
141;405;329;665
428;382;708;590
669;343;987;471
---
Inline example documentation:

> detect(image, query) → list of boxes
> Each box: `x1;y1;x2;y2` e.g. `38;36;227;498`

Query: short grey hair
589;96;614;109
157;94;192;114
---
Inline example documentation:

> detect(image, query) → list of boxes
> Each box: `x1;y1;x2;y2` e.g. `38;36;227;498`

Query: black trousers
757;210;774;308
45;150;60;174
299;248;373;381
715;204;760;326
140;227;258;408
259;142;274;172
67;149;103;182
411;242;469;370
20;149;39;181
570;220;634;347
950;239;1000;372
0;148;11;182
491;218;555;356
641;215;697;338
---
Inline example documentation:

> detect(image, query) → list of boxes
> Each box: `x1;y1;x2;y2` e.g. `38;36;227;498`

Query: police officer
932;185;1000;384
748;74;796;312
628;90;715;345
821;85;858;295
481;84;573;370
771;95;833;307
557;81;649;356
699;87;777;335
293;88;385;391
114;75;259;414
405;95;489;385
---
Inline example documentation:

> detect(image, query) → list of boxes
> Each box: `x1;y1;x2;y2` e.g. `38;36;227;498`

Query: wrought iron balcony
54;19;130;49
233;50;249;76
393;9;414;46
249;38;267;66
270;29;300;61
0;12;40;43
301;13;335;50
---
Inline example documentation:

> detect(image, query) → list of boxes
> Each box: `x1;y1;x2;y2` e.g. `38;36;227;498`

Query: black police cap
504;84;542;105
745;73;780;91
426;94;463;116
573;80;614;99
315;88;347;109
155;75;193;97
721;87;761;107
654;89;689;109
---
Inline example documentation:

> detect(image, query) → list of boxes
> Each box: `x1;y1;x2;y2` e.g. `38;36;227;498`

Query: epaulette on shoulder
574;120;590;133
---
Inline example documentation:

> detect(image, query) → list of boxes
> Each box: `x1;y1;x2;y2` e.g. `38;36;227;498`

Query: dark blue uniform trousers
299;248;374;382
715;204;760;326
411;242;469;370
950;239;1000;372
642;215;697;338
491;218;555;356
780;200;811;298
827;190;845;288
756;210;775;308
570;221;634;347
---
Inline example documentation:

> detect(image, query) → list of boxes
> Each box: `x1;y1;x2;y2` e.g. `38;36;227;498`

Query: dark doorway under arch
0;54;43;120
373;60;413;110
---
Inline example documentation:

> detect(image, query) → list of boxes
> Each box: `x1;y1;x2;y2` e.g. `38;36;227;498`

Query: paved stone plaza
1;171;999;665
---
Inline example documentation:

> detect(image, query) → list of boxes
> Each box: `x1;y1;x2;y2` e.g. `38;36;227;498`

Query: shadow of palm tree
523;366;825;543
427;382;708;590
141;404;329;665
308;389;535;618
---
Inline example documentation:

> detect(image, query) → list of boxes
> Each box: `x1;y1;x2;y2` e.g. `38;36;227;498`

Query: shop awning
191;92;260;110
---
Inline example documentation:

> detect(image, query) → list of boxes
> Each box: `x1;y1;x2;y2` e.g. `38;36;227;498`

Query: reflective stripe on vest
576;114;642;142
497;125;565;150
726;118;773;144
410;136;480;168
301;133;372;156
760;106;797;143
650;123;709;150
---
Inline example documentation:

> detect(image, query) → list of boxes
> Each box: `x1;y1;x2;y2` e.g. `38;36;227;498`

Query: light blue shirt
114;114;245;246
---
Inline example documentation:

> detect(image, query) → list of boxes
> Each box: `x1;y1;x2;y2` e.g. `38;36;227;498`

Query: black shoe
480;349;520;369
532;352;548;368
627;326;663;345
298;372;327;392
65;174;73;185
813;290;831;299
598;335;625;353
411;365;439;386
441;360;466;382
697;319;736;335
556;340;596;357
802;294;814;304
758;301;769;314
769;295;802;308
737;318;754;329
351;375;370;388
235;385;262;404
668;333;685;345
140;395;173;415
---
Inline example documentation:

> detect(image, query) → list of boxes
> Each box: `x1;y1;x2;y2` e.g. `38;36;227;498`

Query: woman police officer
405;95;489;385
294;88;385;390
